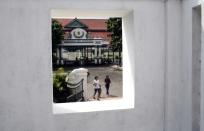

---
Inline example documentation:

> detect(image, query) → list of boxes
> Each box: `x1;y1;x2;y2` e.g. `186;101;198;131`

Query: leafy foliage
52;19;64;52
53;68;69;102
107;18;122;65
53;68;67;90
107;18;122;52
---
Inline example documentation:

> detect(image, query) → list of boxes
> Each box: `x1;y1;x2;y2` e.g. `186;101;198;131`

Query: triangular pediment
64;18;88;29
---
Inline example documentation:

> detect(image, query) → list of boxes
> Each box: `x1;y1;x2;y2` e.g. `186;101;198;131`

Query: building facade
55;18;112;65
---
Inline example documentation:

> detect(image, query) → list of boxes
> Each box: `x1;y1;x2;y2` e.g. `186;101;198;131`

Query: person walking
104;75;111;96
93;76;101;100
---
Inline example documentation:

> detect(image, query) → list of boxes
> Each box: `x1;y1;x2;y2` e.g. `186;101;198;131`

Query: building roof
64;18;88;29
55;18;108;30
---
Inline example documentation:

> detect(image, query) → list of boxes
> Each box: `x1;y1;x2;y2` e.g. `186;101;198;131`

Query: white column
94;47;98;64
78;50;80;58
98;48;101;64
60;47;64;65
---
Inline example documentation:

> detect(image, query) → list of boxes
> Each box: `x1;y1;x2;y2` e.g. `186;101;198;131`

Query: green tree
52;19;64;53
107;18;122;65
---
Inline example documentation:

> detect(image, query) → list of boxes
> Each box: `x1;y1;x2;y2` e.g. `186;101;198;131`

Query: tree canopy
107;18;122;52
52;19;64;52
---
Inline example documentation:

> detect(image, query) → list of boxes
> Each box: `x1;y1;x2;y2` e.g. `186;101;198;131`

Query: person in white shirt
93;76;101;100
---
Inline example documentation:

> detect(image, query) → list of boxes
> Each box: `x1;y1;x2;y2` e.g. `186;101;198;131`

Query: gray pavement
65;66;123;101
85;66;122;101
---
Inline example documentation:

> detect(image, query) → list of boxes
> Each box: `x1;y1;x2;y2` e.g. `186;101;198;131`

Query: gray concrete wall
201;5;204;131
182;1;204;131
0;1;166;131
164;1;183;131
1;0;203;131
192;5;201;131
181;1;193;131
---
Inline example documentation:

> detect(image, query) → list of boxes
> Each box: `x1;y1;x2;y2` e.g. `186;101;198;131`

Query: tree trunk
119;49;121;66
113;51;114;64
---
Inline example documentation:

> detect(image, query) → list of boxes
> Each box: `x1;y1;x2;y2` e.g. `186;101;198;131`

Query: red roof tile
54;19;108;30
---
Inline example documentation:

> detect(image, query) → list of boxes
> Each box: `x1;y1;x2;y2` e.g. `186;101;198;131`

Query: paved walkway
85;66;122;101
64;66;123;101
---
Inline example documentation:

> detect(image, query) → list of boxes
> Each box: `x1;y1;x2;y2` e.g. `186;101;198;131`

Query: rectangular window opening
51;9;135;114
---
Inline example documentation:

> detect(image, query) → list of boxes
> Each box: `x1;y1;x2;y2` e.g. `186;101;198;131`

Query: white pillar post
60;47;64;65
98;47;101;64
94;47;98;64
